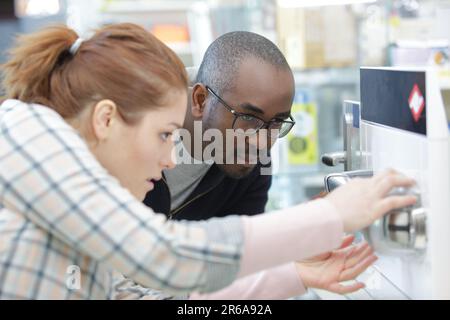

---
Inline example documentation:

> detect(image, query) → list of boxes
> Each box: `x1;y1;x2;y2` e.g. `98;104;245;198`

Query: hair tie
69;38;84;55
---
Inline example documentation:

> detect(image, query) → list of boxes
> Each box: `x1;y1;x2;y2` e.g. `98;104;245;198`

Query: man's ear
91;99;118;141
191;84;208;118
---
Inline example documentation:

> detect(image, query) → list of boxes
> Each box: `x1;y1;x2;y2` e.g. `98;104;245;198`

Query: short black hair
196;31;291;95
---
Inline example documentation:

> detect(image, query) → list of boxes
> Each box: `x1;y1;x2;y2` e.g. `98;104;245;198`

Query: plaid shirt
0;100;243;300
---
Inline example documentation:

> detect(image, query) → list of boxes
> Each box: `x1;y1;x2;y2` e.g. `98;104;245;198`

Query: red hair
1;23;188;123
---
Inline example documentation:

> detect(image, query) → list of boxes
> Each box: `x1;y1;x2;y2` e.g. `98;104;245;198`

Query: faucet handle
324;170;373;193
321;151;347;167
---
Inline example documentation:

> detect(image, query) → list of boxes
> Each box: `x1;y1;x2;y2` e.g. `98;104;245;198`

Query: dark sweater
143;163;272;221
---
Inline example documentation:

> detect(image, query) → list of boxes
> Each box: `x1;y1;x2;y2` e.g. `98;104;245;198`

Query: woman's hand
326;169;417;233
296;235;376;295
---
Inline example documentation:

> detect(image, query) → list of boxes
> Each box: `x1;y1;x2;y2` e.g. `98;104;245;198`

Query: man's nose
247;130;275;150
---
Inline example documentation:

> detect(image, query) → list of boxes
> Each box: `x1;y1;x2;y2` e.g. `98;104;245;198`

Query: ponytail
2;25;78;106
1;23;188;121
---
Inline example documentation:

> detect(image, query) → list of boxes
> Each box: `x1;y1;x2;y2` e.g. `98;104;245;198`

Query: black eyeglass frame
206;86;296;138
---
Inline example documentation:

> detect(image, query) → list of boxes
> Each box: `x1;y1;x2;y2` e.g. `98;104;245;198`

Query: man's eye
240;114;256;122
270;121;283;128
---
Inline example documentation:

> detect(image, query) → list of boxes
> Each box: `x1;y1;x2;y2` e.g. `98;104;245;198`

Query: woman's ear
191;84;208;118
91;99;118;141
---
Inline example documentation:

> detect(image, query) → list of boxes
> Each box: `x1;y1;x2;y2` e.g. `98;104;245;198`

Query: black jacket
143;164;272;221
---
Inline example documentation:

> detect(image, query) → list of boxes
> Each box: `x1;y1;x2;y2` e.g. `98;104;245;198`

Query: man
144;31;296;220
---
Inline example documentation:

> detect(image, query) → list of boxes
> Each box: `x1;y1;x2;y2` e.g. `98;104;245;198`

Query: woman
0;23;416;299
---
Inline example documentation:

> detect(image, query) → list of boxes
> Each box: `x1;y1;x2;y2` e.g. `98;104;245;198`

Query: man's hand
296;235;376;295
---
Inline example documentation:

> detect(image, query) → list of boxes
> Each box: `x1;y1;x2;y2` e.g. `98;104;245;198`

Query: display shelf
100;0;199;13
293;67;359;87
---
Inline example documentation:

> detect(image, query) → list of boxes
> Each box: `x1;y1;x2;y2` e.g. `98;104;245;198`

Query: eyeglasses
206;86;296;138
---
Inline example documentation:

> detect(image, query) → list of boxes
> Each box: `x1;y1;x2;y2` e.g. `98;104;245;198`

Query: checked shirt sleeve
0;100;244;296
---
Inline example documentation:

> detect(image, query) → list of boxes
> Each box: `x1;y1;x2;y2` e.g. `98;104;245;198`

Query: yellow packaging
287;101;318;165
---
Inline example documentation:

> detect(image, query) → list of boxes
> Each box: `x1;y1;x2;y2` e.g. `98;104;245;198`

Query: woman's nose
161;147;177;170
165;159;176;170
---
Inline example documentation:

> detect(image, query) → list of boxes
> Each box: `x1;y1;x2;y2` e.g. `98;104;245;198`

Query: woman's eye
160;132;172;141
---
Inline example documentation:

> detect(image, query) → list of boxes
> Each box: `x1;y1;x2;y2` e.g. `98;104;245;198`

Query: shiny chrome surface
324;171;427;254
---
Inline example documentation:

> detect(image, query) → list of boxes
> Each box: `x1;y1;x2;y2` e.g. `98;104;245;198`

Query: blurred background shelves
3;0;450;210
